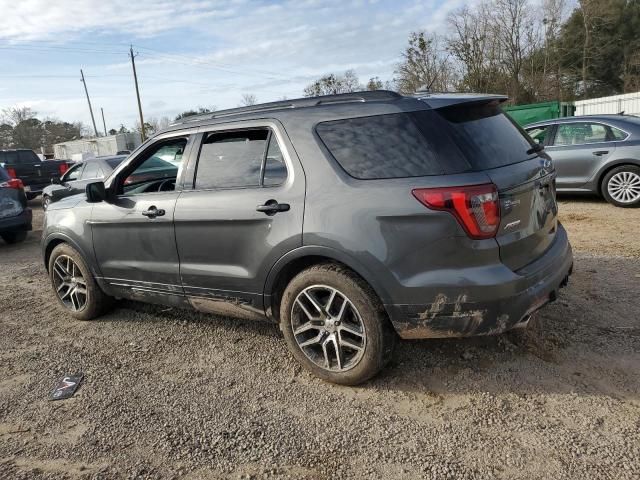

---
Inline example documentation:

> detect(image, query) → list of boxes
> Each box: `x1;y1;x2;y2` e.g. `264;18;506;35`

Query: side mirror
86;181;107;203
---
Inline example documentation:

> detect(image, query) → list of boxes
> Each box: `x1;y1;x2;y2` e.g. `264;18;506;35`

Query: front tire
602;165;640;207
48;243;113;320
1;231;27;244
280;263;395;385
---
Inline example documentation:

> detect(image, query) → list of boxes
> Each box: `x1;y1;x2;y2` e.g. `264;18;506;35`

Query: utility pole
80;69;99;137
130;45;146;141
101;107;108;136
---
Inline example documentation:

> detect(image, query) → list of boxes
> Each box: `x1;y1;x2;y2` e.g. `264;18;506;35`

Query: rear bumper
386;224;573;339
0;208;32;233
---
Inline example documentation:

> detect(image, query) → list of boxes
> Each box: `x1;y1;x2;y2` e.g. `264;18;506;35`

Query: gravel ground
0;196;639;479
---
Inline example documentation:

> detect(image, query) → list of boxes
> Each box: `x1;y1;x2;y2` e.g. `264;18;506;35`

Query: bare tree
2;106;37;126
240;93;258;106
447;4;503;92
394;32;455;94
303;70;363;97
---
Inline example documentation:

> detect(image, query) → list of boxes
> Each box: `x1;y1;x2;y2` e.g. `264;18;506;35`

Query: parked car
525;115;640;207
0;166;32;244
42;155;128;210
0;149;71;200
42;91;573;385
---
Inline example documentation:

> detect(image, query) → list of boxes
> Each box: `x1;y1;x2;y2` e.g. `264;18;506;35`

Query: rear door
436;102;558;271
545;121;616;188
174;121;305;318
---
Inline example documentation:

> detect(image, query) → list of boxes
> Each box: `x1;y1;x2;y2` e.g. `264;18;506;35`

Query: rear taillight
412;184;501;239
6;167;16;178
59;162;69;175
0;178;24;190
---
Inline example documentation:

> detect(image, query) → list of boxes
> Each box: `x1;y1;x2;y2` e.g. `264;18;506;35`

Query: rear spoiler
415;93;509;110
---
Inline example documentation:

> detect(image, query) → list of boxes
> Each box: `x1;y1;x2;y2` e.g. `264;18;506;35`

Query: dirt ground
0;196;639;480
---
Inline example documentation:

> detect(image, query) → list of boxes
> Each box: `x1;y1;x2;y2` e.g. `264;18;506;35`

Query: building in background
54;133;142;160
574;93;640;117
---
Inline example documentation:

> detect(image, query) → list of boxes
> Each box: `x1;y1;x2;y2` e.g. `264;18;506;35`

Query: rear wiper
526;143;544;155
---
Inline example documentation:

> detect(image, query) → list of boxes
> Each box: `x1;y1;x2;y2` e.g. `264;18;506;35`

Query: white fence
574;92;640;117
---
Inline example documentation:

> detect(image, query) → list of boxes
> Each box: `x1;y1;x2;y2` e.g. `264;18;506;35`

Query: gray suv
525;115;640;207
42;91;573;385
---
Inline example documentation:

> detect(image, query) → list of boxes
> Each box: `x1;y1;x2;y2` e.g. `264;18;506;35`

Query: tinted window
263;136;287;186
106;157;126;169
18;150;38;164
195;130;267;189
81;162;102;179
437;102;535;169
554;122;608;146
317;112;471;179
4;151;18;165
0;167;9;181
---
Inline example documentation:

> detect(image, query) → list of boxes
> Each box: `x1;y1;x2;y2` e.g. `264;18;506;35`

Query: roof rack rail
170;90;402;125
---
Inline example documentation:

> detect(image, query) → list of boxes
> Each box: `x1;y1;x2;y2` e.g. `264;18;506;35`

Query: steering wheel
157;178;175;192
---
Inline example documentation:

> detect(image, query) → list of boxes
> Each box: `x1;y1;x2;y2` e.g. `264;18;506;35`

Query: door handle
141;206;165;218
256;199;290;216
593;150;609;156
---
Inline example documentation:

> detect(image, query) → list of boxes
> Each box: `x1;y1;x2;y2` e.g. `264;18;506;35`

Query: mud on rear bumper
386;226;574;339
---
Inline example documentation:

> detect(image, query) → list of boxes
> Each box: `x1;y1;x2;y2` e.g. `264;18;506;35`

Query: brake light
412;184;500;239
0;178;24;190
6;167;16;178
59;162;69;175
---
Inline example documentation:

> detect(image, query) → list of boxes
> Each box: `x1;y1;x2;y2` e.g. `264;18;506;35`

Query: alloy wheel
52;255;88;311
291;285;367;372
608;171;640;204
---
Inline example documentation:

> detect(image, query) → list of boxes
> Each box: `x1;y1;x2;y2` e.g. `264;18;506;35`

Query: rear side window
316;104;535;180
81;162;102;179
610;126;628;140
526;125;552;145
106;157;126;169
4;151;18;165
194;129;287;189
18;150;38;164
316;112;471;179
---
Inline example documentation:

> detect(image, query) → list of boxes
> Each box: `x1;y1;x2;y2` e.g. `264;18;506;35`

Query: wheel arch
595;159;640;195
43;233;92;274
264;246;392;322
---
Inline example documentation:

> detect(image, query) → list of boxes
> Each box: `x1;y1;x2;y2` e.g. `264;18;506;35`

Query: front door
174;123;305;318
546;122;616;188
91;134;195;304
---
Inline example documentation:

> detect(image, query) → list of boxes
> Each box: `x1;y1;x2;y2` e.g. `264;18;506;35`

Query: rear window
316;104;535;179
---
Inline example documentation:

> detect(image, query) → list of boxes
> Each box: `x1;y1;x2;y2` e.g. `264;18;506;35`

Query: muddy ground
0;196;638;479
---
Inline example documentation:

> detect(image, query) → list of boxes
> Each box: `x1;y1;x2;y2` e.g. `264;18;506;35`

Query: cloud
0;0;473;127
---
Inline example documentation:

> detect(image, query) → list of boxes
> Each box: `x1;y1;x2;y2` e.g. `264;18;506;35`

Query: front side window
64;163;84;182
121;137;188;194
527;126;551;145
554;123;609;146
194;129;287;190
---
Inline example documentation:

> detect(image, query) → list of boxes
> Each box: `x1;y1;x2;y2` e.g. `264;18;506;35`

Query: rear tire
279;263;395;385
1;231;27;244
48;243;113;320
601;165;640;208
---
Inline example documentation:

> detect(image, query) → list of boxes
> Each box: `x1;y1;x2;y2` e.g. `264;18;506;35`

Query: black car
0;166;32;244
42;155;127;210
0;149;71;200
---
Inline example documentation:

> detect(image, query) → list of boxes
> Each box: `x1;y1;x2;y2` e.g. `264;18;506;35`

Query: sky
0;0;476;131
